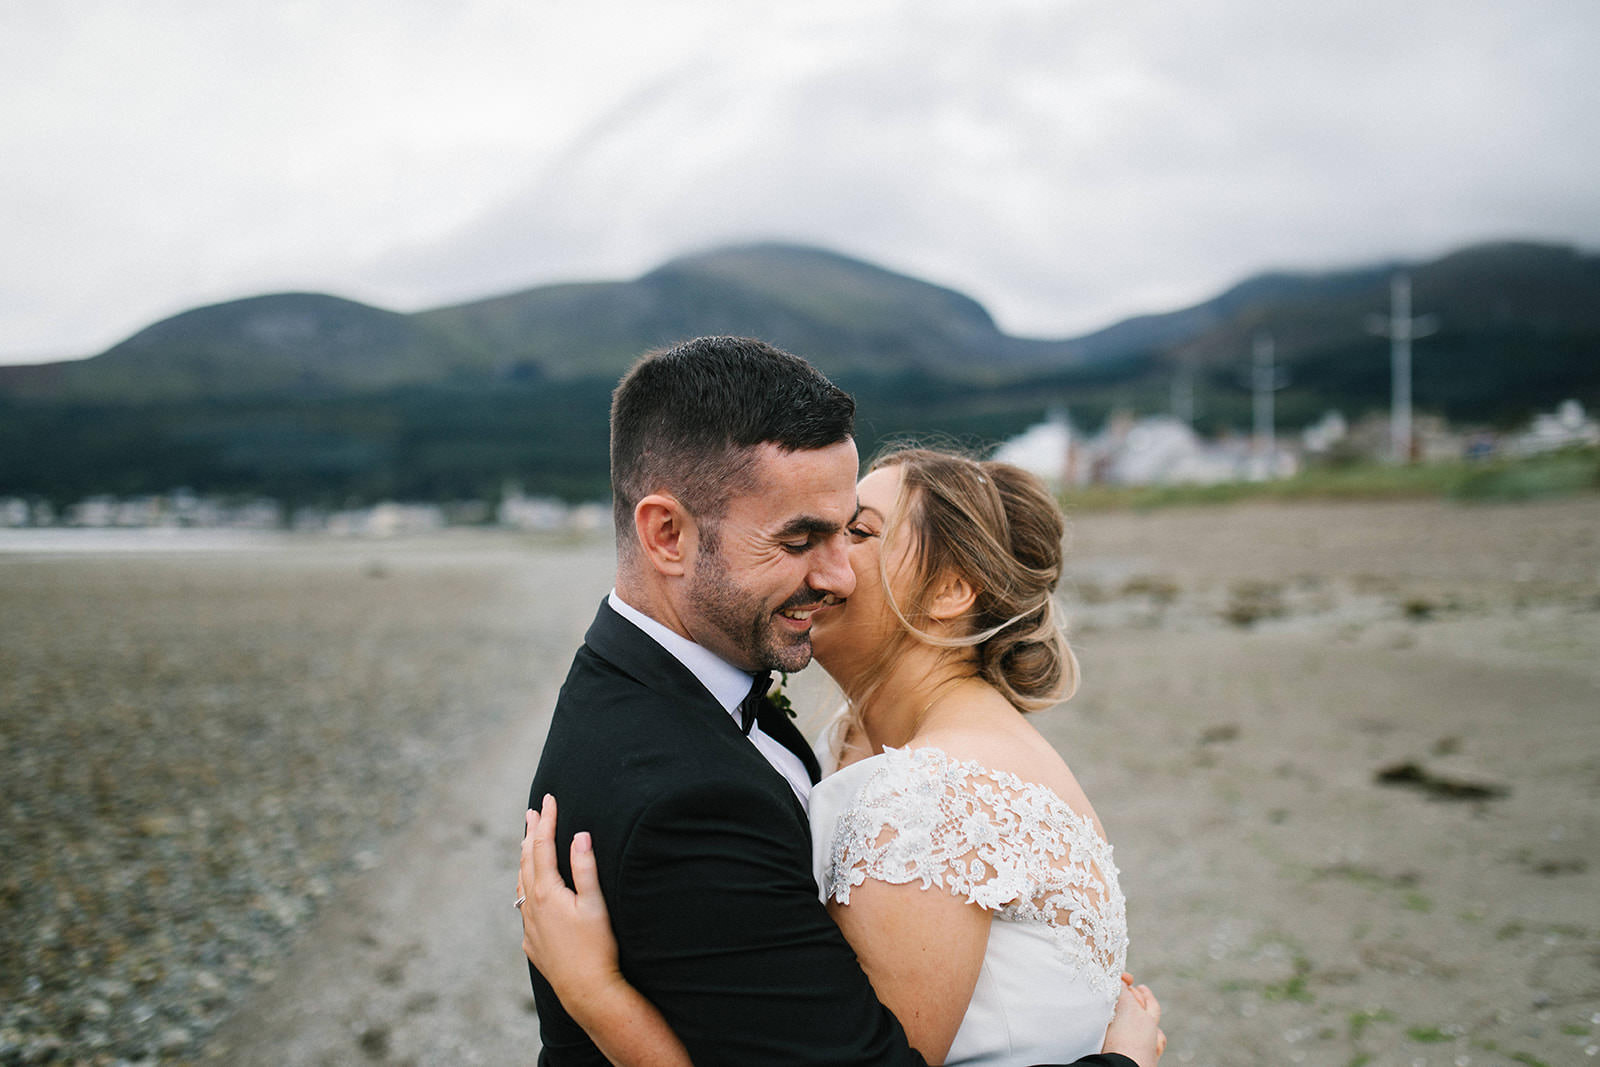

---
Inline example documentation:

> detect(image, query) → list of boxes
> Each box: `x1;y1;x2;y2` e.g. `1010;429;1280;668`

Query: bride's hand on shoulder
518;795;623;1014
1102;973;1165;1067
518;797;696;1066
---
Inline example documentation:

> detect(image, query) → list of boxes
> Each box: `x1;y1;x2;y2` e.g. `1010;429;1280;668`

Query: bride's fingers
1137;985;1160;1024
1119;974;1151;1011
569;831;608;919
520;809;541;901
530;793;566;896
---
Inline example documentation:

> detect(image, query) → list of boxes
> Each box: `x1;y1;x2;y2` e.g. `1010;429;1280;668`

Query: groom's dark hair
610;336;855;556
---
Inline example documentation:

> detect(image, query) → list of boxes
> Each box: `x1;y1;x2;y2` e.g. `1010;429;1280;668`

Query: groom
525;336;1139;1066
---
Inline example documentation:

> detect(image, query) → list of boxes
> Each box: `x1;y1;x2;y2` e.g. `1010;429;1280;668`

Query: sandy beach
3;496;1597;1066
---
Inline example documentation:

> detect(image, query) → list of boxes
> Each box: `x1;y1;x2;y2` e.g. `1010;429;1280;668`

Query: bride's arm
826;879;990;1064
831;884;1166;1067
519;800;694;1067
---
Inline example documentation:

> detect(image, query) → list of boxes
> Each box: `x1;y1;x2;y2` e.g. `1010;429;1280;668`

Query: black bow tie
739;671;772;735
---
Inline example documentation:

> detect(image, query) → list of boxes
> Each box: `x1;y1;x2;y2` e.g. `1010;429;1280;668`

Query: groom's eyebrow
773;514;844;540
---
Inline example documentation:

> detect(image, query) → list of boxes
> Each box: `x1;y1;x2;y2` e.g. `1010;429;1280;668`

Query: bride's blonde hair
840;446;1078;740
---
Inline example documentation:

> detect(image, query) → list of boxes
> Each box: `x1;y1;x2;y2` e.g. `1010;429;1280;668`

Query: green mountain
10;293;490;403
0;245;1080;403
6;239;1597;405
418;243;1078;381
1;239;1596;507
1151;241;1600;427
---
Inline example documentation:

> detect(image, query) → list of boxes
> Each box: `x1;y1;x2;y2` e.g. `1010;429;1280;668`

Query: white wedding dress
808;743;1128;1066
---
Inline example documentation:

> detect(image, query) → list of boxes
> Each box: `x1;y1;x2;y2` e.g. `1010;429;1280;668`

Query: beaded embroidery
822;745;1128;1003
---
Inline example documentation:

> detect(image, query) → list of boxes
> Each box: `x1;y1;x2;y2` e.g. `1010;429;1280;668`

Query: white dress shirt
608;591;812;808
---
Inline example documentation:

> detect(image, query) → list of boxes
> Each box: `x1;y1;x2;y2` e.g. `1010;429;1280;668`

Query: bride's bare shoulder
910;696;1061;776
907;719;1101;834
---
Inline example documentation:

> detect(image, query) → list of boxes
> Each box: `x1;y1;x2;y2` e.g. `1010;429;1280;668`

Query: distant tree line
4;342;1596;510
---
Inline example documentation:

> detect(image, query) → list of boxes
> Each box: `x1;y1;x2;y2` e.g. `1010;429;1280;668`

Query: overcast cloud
2;0;1595;364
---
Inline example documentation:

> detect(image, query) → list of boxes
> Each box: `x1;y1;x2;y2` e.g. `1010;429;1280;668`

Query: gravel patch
5;496;1599;1066
0;533;609;1065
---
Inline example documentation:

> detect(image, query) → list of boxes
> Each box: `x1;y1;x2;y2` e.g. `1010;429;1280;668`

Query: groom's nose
809;533;855;600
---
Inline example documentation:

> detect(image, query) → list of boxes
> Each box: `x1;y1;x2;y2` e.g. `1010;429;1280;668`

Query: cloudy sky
3;0;1595;365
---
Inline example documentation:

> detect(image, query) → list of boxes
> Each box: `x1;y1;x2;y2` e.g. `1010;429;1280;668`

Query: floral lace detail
822;745;1128;1003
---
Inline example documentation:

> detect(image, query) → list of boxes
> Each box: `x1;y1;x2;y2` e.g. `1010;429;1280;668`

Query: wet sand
3;497;1597;1066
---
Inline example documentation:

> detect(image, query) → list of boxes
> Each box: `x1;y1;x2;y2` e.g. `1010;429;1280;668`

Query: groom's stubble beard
687;535;819;675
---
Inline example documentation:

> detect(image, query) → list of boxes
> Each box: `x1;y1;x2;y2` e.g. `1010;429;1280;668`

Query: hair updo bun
869;447;1078;712
976;460;1076;710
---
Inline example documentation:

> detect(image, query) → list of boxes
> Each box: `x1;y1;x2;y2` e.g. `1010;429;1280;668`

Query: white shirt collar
607;590;757;718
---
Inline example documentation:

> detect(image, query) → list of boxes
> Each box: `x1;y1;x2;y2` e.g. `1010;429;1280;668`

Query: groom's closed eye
773;515;843;551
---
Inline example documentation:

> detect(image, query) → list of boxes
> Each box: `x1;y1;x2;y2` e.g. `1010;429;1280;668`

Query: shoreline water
0;528;292;555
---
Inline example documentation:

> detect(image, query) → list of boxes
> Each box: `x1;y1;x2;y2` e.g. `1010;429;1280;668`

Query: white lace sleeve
821;745;1128;998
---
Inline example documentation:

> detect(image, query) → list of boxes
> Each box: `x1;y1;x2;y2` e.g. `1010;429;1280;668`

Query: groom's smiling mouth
777;594;844;626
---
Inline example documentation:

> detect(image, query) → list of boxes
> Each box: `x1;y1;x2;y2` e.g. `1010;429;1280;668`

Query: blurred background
2;2;1597;1064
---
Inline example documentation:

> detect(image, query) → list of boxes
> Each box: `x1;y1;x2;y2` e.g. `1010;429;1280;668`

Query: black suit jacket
527;600;1136;1067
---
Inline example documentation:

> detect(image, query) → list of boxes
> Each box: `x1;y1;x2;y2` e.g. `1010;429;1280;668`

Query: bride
520;447;1164;1066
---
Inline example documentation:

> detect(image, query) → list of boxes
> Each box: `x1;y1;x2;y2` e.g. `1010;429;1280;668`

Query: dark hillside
417;243;1078;381
34;293;489;402
2;239;1595;505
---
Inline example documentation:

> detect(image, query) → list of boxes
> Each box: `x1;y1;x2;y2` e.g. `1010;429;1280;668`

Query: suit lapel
756;698;822;785
582;598;819;790
582;599;724;720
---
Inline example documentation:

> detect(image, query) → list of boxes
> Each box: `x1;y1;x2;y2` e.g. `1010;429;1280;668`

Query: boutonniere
768;672;796;719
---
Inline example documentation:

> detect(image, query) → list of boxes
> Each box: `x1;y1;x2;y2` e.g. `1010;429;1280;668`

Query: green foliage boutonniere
768;672;796;720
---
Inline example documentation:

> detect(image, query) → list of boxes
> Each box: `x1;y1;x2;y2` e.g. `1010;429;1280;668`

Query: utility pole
1367;273;1439;463
1249;332;1288;480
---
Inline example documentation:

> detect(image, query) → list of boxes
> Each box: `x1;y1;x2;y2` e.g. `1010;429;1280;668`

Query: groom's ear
635;493;694;577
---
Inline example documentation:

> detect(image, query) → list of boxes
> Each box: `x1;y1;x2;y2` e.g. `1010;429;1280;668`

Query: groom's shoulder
540;642;727;778
552;640;685;730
